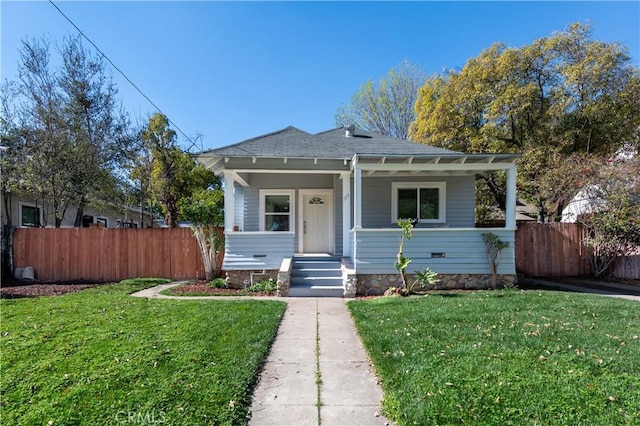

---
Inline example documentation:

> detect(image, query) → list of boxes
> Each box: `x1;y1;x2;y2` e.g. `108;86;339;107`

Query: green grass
348;290;640;425
1;279;286;425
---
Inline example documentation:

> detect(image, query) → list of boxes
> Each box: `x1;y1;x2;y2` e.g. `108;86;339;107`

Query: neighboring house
1;192;155;229
561;184;605;223
196;126;519;297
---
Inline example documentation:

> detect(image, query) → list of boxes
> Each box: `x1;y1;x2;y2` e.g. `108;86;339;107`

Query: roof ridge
313;127;343;136
196;126;309;155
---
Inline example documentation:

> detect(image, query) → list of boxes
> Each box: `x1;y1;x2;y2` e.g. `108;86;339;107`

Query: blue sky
2;1;639;151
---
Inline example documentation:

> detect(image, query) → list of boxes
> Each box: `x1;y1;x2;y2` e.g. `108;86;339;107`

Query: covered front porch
218;152;518;296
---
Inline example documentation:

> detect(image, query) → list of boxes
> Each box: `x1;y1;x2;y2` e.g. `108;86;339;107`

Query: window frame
19;202;42;228
391;182;446;224
259;189;295;232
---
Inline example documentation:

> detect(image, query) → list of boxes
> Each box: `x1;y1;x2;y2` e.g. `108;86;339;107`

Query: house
561;184;605;223
195;126;519;297
0;192;155;229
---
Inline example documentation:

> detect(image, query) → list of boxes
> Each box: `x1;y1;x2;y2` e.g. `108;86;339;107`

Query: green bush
247;279;277;294
209;277;228;289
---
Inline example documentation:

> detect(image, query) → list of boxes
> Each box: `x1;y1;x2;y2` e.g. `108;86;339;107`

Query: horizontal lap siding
223;232;294;270
243;174;339;253
361;176;475;228
354;229;515;275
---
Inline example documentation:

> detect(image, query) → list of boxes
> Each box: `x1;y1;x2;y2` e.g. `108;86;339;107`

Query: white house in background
561;184;606;223
196;126;520;297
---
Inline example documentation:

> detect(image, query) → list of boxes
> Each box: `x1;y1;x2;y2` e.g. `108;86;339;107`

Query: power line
48;0;199;151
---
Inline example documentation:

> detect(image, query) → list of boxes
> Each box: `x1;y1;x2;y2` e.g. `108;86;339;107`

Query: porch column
505;165;517;228
341;172;351;257
223;172;235;232
354;165;362;229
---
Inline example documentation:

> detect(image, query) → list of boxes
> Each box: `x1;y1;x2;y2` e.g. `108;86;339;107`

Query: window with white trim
391;182;446;223
20;203;41;227
259;190;294;232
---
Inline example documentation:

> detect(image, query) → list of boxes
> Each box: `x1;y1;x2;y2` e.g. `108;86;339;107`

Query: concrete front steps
288;255;344;297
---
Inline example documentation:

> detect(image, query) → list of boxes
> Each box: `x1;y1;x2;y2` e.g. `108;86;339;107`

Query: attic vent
344;124;355;137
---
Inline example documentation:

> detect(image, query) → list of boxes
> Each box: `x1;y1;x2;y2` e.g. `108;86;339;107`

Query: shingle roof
198;126;460;159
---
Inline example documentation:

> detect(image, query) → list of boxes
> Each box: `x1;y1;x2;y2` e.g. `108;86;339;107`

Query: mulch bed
168;280;276;297
0;282;103;299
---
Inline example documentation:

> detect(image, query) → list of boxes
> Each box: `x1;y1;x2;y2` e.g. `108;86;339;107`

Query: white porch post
341;172;351;257
505;165;517;228
354;164;362;229
223;172;235;232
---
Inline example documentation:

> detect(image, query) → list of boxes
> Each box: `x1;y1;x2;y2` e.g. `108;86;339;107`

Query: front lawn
349;290;640;425
1;279;286;425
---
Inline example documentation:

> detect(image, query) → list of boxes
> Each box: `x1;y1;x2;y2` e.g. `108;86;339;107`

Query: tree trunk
165;196;178;228
74;195;86;227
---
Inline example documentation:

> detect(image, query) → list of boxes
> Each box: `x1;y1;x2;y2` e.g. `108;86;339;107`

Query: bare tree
335;59;426;139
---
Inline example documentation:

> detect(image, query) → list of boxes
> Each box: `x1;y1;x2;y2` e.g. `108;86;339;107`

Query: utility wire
48;0;200;151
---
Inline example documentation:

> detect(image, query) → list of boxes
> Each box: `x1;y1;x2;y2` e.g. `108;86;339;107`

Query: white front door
301;191;333;253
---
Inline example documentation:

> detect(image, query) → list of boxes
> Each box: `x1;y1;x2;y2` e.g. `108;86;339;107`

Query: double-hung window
259;190;294;232
20;203;41;227
391;182;446;223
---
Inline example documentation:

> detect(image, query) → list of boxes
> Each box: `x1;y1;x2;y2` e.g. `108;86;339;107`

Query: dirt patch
0;282;103;299
168;281;275;297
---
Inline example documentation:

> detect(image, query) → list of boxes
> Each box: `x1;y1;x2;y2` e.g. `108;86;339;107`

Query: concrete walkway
249;298;390;426
131;285;392;425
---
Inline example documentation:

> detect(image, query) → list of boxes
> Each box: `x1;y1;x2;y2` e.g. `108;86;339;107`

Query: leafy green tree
336;59;426;139
580;155;640;276
15;37;71;226
179;189;224;280
12;36;134;227
57;36;134;226
141;113;219;227
410;23;640;221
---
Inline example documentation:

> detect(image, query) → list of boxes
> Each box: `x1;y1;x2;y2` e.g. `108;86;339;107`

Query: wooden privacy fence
515;223;592;277
610;255;640;280
12;227;220;282
516;222;639;279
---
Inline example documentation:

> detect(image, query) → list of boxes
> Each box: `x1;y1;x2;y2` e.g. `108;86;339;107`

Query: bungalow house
196;126;519;297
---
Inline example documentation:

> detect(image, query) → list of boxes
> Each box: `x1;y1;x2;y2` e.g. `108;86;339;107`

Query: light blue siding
223;232;295;270
241;173;341;254
361;176;475;228
353;228;515;275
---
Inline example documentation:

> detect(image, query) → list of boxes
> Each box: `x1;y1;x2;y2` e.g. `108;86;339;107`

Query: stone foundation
357;273;518;296
224;270;278;289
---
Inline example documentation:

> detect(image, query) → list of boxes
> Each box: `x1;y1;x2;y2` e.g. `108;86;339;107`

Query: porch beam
225;169;344;175
505;165;517;228
223;172;235;232
231;171;249;188
358;162;514;172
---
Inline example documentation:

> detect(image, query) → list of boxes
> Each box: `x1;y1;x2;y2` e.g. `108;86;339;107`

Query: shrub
247;279;277;294
209;277;228;289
